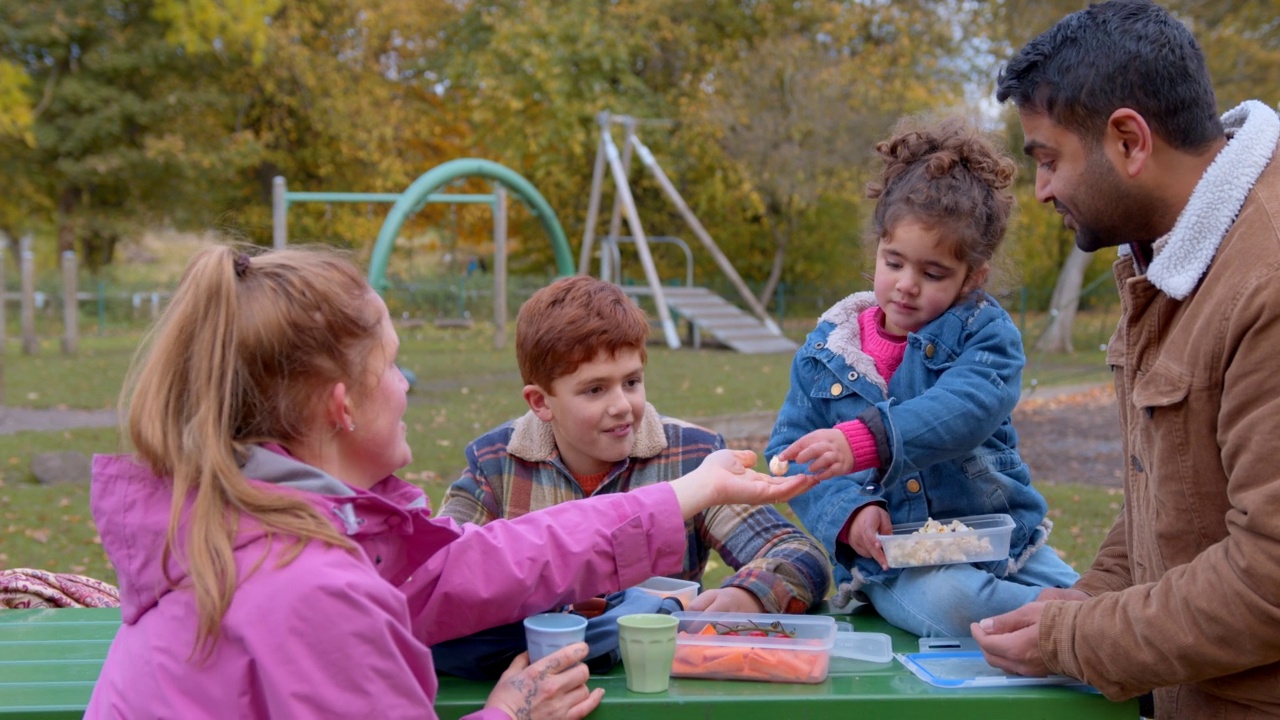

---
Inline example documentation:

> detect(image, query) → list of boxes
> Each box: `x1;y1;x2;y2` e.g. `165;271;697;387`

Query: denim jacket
766;291;1051;595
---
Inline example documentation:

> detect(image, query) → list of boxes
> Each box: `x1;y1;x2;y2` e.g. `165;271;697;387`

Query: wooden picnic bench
0;606;1138;718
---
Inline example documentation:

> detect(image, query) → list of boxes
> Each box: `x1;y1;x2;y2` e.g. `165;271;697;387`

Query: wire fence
1;269;1120;359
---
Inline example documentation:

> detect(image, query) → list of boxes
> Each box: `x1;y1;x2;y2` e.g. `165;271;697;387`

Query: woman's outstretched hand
670;449;818;520
484;643;604;720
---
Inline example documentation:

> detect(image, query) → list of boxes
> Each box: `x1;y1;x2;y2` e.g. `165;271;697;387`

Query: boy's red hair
516;276;649;391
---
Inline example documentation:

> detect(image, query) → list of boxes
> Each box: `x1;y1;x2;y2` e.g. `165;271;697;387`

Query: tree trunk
759;238;787;310
57;186;78;255
1035;246;1091;353
757;211;792;310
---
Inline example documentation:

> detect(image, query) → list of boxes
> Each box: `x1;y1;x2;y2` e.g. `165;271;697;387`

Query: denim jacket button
906;479;921;493
924;343;935;358
814;341;825;350
830;383;843;396
847;371;859;381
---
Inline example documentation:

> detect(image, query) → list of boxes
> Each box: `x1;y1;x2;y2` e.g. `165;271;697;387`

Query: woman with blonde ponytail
86;245;817;720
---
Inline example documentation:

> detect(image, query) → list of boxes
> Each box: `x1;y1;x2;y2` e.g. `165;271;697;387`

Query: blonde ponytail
121;245;381;655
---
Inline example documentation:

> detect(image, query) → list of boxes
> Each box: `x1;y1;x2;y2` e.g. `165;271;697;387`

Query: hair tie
233;253;251;278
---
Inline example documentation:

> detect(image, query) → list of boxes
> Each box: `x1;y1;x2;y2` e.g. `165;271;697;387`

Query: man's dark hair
996;0;1222;150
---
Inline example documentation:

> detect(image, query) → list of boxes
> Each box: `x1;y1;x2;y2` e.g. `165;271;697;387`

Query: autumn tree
0;0;274;269
156;0;465;249
692;0;979;308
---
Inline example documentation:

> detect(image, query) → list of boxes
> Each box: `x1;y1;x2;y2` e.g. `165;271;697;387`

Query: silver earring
348;423;356;432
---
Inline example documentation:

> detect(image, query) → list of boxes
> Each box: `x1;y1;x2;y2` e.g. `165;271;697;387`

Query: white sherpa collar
818;291;889;393
1147;100;1280;300
506;401;669;464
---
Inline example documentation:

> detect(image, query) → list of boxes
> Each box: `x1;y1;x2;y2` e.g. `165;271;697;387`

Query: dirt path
1013;383;1123;488
0;407;117;435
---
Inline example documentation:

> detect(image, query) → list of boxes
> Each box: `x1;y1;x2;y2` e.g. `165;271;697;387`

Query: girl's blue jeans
863;543;1080;638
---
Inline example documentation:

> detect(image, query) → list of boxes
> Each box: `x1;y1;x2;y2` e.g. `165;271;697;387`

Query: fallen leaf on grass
26;528;50;544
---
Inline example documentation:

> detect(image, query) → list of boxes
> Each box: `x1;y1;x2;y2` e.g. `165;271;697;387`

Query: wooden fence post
0;232;8;350
492;184;508;350
61;250;78;355
0;232;7;405
20;234;37;355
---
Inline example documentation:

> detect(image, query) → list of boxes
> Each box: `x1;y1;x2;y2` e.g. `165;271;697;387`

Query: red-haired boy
435;276;828;675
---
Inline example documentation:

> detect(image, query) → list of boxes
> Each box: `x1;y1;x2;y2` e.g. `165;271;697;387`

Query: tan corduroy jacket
1041;101;1280;719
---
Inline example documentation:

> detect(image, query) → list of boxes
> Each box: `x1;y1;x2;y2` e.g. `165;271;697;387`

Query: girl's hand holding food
774;429;854;483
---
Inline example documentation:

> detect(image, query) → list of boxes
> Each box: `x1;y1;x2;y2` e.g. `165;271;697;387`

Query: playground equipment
272;159;573;348
579;112;797;354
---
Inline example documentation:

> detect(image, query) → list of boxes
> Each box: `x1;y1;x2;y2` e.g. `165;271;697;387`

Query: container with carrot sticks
670;612;836;684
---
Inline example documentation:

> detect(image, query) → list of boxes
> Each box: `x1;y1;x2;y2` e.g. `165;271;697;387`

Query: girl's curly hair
866;116;1017;276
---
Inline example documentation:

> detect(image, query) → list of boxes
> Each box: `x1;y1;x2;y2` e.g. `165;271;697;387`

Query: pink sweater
835;306;906;472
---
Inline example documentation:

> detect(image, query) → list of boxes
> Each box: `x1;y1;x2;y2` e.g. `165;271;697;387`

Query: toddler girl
767;117;1078;638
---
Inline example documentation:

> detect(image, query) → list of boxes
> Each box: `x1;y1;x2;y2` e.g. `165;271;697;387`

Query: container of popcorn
878;513;1015;568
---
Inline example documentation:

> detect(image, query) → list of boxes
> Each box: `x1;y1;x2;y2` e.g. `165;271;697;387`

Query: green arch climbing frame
367;159;573;291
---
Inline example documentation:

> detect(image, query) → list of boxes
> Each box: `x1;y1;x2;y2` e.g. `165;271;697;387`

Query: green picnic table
0;606;1138;718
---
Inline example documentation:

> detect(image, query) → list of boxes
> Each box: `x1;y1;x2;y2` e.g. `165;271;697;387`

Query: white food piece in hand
769;455;789;476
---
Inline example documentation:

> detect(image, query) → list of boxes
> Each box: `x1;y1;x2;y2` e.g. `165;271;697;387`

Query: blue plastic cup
523;613;588;663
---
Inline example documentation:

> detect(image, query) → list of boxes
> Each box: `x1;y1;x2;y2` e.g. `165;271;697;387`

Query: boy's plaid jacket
439;403;830;613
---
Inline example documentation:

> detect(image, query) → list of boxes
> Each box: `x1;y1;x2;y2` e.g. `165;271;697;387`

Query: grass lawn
1;313;1120;592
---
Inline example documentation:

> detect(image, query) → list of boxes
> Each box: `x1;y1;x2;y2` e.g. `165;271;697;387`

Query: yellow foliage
0;60;33;143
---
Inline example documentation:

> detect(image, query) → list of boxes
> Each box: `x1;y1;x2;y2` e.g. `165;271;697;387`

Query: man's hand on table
971;602;1053;677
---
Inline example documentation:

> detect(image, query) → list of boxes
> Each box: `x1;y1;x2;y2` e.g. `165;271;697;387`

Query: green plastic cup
617;613;680;693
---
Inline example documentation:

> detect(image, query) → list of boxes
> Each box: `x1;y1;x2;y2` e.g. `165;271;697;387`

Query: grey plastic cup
617;613;679;693
523;613;588;663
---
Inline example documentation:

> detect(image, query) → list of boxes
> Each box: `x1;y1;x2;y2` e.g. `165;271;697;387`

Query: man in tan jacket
973;1;1280;718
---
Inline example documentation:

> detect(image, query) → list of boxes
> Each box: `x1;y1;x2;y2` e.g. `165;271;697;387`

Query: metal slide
623;284;799;354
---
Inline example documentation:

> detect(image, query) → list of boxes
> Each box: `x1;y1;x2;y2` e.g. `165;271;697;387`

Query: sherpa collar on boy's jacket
507;402;670;462
768;290;1052;605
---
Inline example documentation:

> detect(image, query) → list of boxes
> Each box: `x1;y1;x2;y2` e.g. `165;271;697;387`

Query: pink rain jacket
85;446;688;719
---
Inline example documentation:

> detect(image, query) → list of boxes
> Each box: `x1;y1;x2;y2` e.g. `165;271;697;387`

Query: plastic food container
670;611;836;683
633;576;700;609
878;513;1014;568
